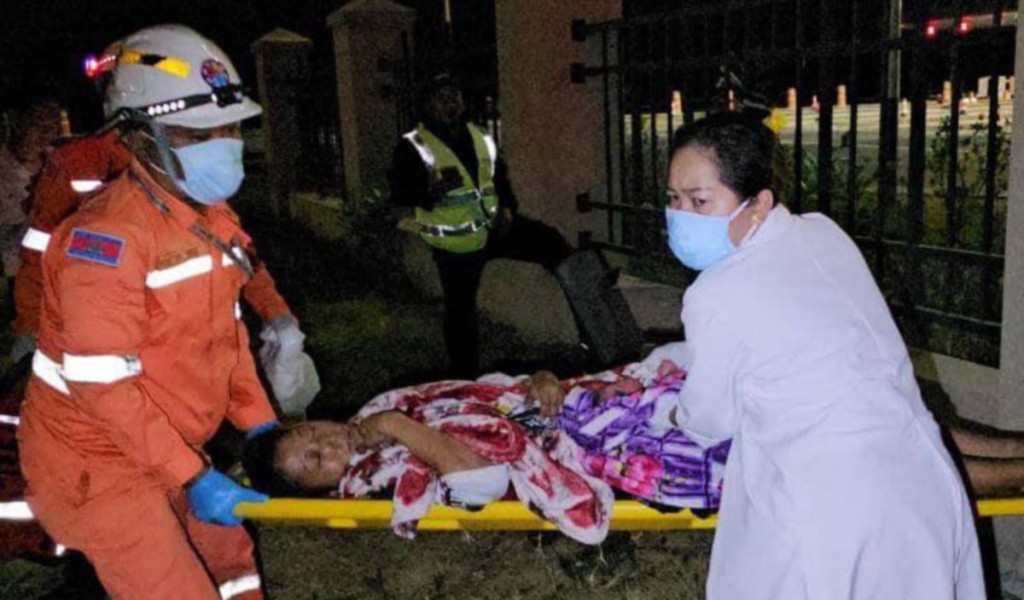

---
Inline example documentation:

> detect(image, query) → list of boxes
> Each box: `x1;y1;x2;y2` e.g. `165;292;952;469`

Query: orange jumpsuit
13;130;290;336
18;161;275;599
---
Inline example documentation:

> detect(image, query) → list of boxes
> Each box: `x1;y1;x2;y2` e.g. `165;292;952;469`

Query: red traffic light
956;17;972;36
924;20;940;39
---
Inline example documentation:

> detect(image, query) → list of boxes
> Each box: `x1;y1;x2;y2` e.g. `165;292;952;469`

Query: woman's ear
752;189;774;221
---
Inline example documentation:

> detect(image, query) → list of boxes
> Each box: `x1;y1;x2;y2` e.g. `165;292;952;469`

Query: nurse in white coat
658;112;984;599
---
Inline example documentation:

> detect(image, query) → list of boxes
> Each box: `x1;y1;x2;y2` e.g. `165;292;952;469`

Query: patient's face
275;421;364;492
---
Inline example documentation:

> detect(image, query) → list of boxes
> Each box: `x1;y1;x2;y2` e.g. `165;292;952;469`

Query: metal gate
572;0;1017;366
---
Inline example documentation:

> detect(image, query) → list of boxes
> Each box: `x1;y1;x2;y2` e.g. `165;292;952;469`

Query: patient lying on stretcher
243;344;728;543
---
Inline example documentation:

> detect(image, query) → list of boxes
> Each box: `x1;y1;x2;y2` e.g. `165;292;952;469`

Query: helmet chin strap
124;109;191;198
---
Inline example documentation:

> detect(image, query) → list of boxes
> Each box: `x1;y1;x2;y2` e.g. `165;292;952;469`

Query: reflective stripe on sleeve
403;130;435;169
219;574;261;600
482;133;498;177
63;353;142;384
146;255;212;288
0;501;34;521
32;351;69;395
0;414;20;426
21;228;51;252
70;179;103;193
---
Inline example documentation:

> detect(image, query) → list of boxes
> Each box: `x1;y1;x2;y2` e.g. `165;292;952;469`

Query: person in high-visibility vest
389;74;572;377
18;25;279;599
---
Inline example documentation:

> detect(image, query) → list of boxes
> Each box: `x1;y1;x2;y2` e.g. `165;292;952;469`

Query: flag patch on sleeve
66;229;125;267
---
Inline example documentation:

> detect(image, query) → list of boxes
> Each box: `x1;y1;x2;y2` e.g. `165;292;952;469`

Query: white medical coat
673;205;984;599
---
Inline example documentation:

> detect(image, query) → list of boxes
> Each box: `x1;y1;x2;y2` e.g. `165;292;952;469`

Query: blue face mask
171;138;245;205
665;201;748;271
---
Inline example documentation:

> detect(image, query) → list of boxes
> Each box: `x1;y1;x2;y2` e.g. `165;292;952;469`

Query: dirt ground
258;528;712;600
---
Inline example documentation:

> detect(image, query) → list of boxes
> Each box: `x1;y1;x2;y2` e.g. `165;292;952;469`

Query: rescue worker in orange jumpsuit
17;25;279;599
11;49;304;405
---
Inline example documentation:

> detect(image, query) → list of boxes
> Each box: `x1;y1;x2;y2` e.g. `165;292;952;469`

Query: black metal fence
572;0;1017;366
296;65;345;195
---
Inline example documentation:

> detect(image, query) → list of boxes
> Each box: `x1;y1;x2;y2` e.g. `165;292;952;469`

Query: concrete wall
494;0;620;245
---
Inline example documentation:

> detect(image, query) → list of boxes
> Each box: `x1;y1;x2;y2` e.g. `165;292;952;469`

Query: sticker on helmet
201;59;231;89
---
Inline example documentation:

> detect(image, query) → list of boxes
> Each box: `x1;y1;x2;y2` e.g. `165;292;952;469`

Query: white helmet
104;24;261;129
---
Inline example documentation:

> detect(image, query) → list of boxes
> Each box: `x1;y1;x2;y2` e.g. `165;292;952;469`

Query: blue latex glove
246;420;279;440
187;469;268;526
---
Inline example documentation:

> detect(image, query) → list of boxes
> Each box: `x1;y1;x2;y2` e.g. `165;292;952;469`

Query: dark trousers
432;214;572;378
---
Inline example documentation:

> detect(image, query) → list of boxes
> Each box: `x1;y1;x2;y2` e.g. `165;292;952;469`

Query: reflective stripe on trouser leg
219;574;261;600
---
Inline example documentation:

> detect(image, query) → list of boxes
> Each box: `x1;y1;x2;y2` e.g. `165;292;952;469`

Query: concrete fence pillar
995;15;1024;593
327;0;415;202
251;28;313;215
494;0;621;245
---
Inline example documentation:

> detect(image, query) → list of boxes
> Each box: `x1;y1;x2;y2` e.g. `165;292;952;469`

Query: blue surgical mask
171;138;245;205
665;201;749;271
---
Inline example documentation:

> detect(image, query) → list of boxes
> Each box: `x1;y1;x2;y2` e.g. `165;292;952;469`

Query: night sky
0;0;464;128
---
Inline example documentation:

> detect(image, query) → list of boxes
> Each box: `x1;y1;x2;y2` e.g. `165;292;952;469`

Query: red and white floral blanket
338;379;614;544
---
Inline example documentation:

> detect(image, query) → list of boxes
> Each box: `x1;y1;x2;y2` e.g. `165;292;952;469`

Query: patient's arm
949;423;1024;459
963;457;1024;496
360;411;494;475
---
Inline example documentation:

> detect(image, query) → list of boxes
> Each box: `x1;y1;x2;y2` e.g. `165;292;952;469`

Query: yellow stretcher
235;497;1024;532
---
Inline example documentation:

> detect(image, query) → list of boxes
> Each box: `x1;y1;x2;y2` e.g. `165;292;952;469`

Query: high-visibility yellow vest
403;123;500;254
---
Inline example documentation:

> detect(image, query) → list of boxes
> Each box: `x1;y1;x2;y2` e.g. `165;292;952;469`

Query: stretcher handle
232;498;1024;530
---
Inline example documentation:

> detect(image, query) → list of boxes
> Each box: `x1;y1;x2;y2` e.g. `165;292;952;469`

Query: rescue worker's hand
260;317;320;417
187;468;268;527
525;370;564;419
245;420;279;440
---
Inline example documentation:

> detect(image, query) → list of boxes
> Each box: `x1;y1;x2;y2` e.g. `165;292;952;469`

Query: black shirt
388;118;518;213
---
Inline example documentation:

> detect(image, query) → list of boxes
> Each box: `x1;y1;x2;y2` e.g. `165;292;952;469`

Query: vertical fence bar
793;0;805;212
601;27;615;244
846;0;860;233
943;17;964;320
817;0;835;216
649;25;660;206
666;19;675;148
945;40;962;248
982;5;1006;322
630;26;644;210
702;5;712;121
875;0;900;278
617;23;629;242
905;0;928;340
